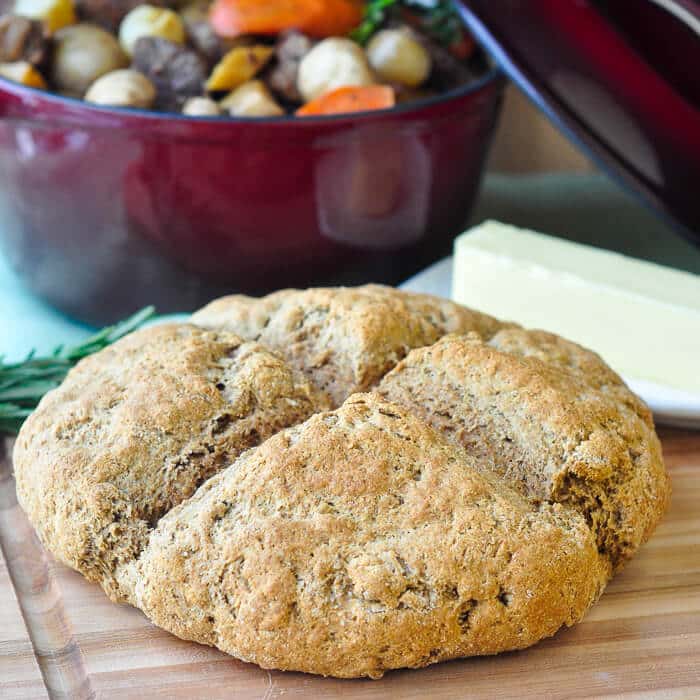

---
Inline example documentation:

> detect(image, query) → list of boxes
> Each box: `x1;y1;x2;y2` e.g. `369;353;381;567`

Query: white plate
400;257;700;429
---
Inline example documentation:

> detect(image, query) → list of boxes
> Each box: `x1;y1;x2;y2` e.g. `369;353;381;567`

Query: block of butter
452;221;700;394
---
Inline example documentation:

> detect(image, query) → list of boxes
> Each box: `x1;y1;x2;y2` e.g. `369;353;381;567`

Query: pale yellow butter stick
452;221;700;393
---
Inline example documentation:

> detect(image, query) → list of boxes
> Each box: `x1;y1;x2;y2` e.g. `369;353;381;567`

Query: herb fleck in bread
13;285;670;677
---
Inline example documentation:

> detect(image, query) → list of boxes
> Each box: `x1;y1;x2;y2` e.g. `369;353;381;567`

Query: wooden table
1;430;699;699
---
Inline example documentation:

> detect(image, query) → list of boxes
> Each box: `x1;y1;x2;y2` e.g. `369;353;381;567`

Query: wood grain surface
1;429;699;700
0;532;47;698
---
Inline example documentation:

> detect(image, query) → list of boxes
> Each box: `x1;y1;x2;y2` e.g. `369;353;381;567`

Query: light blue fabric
2;173;699;363
0;251;93;362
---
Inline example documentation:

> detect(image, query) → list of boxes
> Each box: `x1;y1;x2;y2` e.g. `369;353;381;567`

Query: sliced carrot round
209;0;364;39
296;85;396;117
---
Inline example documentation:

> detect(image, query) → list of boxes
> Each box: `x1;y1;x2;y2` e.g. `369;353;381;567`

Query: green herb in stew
351;0;463;47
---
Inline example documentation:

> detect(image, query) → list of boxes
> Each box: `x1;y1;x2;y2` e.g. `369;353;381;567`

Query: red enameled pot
0;67;504;325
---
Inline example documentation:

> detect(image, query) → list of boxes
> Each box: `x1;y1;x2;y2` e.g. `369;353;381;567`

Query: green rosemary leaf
0;305;156;436
62;305;156;361
351;0;399;44
0;381;63;403
0;403;33;435
351;0;462;46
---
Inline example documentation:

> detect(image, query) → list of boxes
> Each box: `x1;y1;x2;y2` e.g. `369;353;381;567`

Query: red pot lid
456;0;700;245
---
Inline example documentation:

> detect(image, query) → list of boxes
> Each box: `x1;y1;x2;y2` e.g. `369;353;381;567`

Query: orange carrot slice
209;0;363;39
296;85;396;116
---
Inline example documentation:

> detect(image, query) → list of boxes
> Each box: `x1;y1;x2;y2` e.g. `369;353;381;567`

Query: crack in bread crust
377;330;670;571
192;285;506;406
13;323;329;601
13;286;670;677
127;394;608;678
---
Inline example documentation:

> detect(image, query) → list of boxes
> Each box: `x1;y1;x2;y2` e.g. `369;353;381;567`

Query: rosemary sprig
351;0;463;46
0;306;156;435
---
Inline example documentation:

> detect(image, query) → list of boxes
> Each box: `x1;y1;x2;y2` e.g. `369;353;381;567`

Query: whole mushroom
297;37;375;103
84;68;156;108
182;95;220;116
118;4;184;57
366;28;432;88
51;23;128;96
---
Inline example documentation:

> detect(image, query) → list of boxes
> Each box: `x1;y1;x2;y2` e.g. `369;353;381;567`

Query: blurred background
476;84;700;275
2;80;699;360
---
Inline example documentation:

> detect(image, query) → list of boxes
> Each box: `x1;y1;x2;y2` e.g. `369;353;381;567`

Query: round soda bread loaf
13;285;670;678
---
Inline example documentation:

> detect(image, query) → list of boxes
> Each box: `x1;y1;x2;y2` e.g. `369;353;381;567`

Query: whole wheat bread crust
13;285;669;677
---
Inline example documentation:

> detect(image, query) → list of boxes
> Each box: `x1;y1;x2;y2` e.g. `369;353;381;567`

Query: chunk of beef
75;0;171;31
132;36;206;112
414;32;476;91
181;2;256;70
265;29;313;103
0;14;49;67
184;18;222;67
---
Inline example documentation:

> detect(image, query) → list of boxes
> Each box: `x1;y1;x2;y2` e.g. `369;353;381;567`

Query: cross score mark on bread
13;285;670;678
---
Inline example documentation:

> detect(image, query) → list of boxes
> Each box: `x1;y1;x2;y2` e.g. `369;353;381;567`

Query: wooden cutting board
1;430;699;700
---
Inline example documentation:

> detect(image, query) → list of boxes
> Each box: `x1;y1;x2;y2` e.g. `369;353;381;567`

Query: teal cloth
0;251;93;363
2;173;699;362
